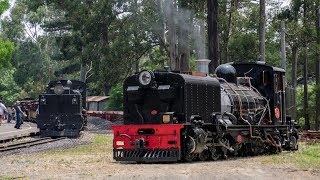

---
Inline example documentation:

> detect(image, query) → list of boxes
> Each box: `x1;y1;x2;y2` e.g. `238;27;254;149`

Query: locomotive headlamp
138;70;154;86
54;84;64;95
72;96;78;105
40;96;46;105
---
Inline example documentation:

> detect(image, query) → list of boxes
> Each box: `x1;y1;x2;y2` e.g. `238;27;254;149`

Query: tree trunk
177;2;190;72
291;45;298;121
304;49;310;130
259;0;266;62
280;21;286;70
166;0;178;71
156;0;166;67
80;64;86;82
224;0;236;63
315;6;320;130
207;0;219;74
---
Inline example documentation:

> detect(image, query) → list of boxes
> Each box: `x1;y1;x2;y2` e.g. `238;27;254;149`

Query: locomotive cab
232;63;288;125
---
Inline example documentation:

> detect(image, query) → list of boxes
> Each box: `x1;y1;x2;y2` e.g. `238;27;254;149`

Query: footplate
113;148;180;162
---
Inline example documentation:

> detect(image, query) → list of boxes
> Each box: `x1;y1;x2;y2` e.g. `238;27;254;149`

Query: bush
106;82;123;111
296;83;317;129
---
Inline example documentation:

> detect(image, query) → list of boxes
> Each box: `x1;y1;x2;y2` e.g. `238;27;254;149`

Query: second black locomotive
37;80;87;137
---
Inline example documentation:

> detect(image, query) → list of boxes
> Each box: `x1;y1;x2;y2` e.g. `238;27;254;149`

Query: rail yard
1;0;320;179
0;117;318;179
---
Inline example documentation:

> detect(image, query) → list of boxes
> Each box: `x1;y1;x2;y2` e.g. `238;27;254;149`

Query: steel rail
0;137;66;152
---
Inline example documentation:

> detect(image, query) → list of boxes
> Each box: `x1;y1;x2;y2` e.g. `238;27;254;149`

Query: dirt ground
0;137;319;180
0;118;319;179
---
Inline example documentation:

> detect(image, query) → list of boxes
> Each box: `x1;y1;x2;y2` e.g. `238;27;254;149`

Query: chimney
195;59;211;74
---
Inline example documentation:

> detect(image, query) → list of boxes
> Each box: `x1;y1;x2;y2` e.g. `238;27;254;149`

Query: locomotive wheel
290;136;298;151
198;150;210;161
211;147;221;161
269;145;280;154
185;154;196;162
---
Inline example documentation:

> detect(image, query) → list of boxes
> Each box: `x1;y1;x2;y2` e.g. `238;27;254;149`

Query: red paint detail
111;124;184;150
151;110;157;115
237;134;242;143
275;107;280;119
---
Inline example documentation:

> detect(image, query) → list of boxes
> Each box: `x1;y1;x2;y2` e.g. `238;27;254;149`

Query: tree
0;69;21;105
207;0;219;73
0;0;9;15
315;5;320;130
0;38;14;70
259;0;266;62
107;83;123;110
165;0;178;70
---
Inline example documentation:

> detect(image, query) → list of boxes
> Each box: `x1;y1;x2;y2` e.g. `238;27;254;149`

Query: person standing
7;106;13;123
0;100;7;126
14;101;25;129
12;107;16;121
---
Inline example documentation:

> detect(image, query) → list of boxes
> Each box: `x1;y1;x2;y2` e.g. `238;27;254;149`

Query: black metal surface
124;71;220;124
221;82;267;124
37;113;84;130
116;63;300;162
39;94;82;114
285;87;296;120
37;80;86;137
184;76;220;123
114;149;180;162
40;129;80;138
232;63;287;125
215;64;237;83
46;80;87;109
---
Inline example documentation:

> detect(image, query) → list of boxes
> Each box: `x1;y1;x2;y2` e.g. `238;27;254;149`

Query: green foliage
229;33;259;62
296;83;317;129
0;37;14;70
0;0;319;111
106;83;123;111
19;79;46;99
0;0;9;15
0;68;21;105
12;42;52;86
142;47;168;70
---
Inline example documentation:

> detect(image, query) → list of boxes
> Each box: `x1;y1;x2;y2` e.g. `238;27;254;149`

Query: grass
40;134;113;157
0;176;26;179
259;142;320;170
92;134;113;145
41;135;320;170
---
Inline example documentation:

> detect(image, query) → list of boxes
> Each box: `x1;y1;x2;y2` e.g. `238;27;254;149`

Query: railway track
0;137;66;152
300;131;320;142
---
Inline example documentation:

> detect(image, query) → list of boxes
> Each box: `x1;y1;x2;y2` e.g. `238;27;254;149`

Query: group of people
0;100;26;129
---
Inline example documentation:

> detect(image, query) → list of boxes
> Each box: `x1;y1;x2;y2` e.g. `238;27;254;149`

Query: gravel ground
0;117;319;180
0;117;106;157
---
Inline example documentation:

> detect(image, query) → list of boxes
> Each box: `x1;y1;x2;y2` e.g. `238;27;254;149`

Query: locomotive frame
112;62;299;162
37;80;87;138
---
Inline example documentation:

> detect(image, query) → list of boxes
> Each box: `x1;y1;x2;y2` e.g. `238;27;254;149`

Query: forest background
0;0;319;130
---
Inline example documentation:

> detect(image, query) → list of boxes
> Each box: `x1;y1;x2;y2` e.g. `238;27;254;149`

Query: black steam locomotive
112;62;299;162
37;80;87;137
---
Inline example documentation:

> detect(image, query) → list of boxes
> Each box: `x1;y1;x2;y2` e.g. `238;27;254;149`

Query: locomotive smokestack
195;59;211;74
